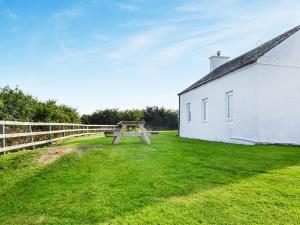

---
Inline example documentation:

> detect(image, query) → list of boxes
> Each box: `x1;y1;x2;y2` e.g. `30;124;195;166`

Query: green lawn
0;131;299;225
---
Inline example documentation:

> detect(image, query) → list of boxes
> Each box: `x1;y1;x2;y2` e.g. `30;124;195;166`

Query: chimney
209;51;230;72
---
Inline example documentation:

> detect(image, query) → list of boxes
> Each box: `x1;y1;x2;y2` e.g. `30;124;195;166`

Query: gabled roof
179;25;300;95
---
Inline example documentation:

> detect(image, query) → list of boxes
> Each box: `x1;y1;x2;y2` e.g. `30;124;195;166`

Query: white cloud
47;0;300;69
116;3;139;12
4;9;19;20
52;5;84;19
119;19;156;28
176;0;238;13
93;34;110;41
49;4;86;55
105;26;173;59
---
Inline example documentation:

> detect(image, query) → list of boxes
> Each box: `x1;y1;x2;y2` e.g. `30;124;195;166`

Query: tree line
0;86;178;130
82;107;178;130
0;86;80;123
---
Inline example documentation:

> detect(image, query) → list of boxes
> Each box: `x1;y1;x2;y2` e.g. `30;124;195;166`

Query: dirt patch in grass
38;145;102;165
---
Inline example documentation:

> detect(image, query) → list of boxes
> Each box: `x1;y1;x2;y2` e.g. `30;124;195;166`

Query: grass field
0;131;299;224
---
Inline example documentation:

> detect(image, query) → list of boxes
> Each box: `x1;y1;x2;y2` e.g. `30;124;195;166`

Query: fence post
0;124;5;153
62;125;65;137
49;125;52;143
29;125;35;150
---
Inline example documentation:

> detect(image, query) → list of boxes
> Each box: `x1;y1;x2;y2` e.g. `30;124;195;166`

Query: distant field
0;131;299;224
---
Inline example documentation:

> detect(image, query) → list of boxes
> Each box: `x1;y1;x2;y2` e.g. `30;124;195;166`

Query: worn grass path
0;131;299;224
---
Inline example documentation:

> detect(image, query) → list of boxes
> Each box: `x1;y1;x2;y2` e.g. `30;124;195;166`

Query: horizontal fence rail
0;121;117;153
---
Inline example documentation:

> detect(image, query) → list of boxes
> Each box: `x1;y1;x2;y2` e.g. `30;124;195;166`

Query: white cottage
178;25;300;145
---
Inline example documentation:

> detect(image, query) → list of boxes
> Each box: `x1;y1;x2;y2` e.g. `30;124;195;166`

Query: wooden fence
0;121;117;153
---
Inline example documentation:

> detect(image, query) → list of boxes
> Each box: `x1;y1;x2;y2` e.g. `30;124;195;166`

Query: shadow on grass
0;132;299;224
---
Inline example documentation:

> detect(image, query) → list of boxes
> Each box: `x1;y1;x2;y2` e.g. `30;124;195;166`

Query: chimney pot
217;51;221;56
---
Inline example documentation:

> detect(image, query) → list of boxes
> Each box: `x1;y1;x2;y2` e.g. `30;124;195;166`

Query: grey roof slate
179;25;300;95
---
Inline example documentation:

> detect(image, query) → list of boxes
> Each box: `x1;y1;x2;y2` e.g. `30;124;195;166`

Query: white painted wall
179;29;300;145
255;30;300;145
258;29;300;67
255;65;300;145
179;64;260;144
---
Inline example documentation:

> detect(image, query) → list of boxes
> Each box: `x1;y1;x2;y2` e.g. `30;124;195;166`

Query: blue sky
0;0;299;114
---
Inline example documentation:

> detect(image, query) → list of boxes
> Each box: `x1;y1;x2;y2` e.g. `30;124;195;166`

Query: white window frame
225;91;234;121
202;98;208;122
186;103;191;122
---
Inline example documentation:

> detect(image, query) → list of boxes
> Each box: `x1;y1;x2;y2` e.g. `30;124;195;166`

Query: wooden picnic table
104;121;158;145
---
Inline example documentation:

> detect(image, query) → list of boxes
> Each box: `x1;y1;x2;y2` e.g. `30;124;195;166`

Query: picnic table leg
113;136;121;144
139;124;151;145
133;127;145;144
112;125;125;144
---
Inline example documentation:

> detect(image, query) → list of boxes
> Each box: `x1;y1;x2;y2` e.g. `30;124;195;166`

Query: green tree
0;86;38;121
82;107;178;130
0;86;80;123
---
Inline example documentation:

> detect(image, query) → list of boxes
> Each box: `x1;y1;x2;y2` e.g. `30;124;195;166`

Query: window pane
226;92;233;119
204;102;206;120
228;95;233;118
202;99;208;121
187;103;191;122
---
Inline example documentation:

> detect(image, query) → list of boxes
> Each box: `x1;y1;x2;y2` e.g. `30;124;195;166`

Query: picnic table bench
104;121;159;145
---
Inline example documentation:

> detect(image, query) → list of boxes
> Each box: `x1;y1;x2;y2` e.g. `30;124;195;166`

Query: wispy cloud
47;0;300;70
52;5;84;19
119;19;156;28
175;0;238;13
49;3;86;53
49;0;300;77
116;3;139;12
4;9;19;20
105;26;173;59
93;34;110;41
